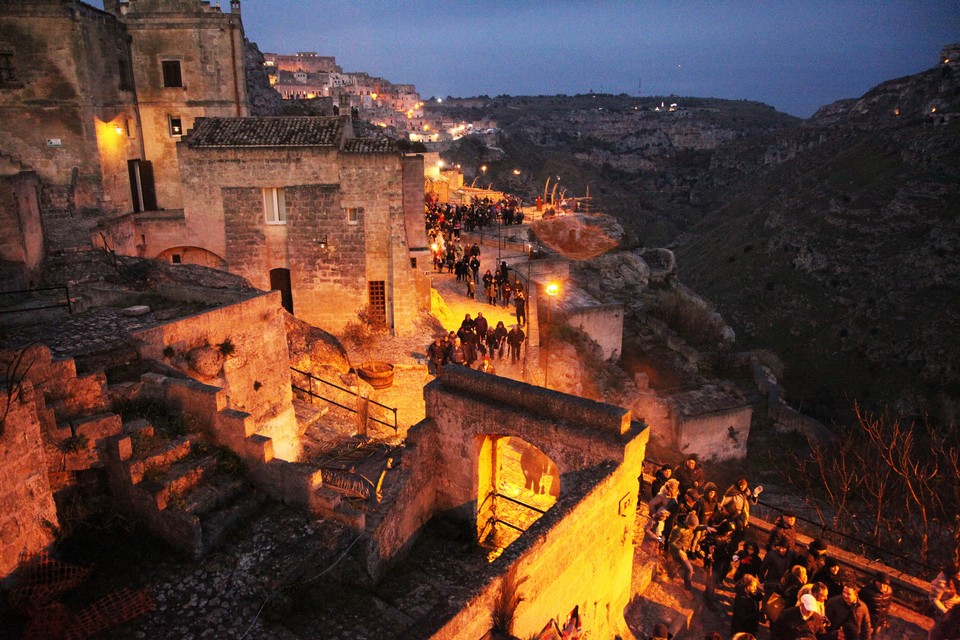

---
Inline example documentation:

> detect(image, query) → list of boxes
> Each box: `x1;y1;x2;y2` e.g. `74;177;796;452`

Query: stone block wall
123;0;249;210
675;405;753;461
366;367;648;637
565;302;624;360
0;171;44;280
0;382;59;580
133;291;301;460
0;2;141;217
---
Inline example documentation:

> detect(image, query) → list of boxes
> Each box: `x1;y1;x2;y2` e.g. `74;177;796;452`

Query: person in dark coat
760;543;795;597
858;571;893;636
731;574;765;637
650;464;673;499
824;584;872;640
474;312;488;339
426;336;445;374
772;593;825;640
794;538;828;580
673;455;704;494
767;512;798;553
515;290;526;326
507;325;525;363
812;557;847;598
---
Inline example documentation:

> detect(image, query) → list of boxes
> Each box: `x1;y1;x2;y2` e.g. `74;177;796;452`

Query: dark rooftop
342;137;397;154
185;116;344;148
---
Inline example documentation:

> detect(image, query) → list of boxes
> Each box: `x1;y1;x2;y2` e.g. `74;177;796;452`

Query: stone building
107;0;250;211
0;0;143;253
99;116;431;334
0;0;430;334
0;0;248;246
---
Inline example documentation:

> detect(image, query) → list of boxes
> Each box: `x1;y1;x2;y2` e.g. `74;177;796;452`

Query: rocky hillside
431;94;801;245
676;51;960;428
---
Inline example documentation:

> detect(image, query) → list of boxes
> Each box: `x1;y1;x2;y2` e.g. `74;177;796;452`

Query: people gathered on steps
632;457;948;640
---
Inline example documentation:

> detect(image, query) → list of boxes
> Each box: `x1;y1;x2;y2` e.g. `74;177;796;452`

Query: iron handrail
290;367;398;432
0;285;72;314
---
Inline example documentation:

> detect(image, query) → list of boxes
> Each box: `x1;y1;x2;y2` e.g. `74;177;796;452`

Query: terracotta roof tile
185;117;344;147
342;137;397;154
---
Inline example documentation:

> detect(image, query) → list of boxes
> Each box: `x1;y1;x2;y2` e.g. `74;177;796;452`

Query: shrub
648;292;724;350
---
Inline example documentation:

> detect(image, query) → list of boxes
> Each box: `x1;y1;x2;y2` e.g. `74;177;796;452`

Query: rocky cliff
676;47;960;427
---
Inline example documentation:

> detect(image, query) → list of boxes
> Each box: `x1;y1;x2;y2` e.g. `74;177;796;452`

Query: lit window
169;116;183;137
345;207;360;225
263;188;286;224
161;60;182;88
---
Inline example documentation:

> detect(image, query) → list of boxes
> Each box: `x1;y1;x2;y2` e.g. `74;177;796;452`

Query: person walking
515;290;526;326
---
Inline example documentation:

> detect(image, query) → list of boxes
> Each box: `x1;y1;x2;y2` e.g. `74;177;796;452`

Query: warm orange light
513;169;521;175
931;106;938;113
407;109;414;118
115;125;124;135
424;124;430;131
480;165;487;173
546;283;559;297
371;92;378;100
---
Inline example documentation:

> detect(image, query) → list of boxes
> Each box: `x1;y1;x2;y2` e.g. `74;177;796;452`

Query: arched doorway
477;435;559;560
269;268;294;314
155;246;226;269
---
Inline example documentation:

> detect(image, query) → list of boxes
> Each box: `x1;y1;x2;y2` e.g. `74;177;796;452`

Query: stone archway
477;435;559;559
155;245;226;269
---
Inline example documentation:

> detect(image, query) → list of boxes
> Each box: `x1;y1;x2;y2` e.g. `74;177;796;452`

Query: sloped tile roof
342;137;397;154
185;117;344;147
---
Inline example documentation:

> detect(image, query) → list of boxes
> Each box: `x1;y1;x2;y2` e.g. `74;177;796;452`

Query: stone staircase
104;418;267;559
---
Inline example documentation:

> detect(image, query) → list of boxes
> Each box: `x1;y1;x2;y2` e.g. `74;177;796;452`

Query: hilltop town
0;1;958;639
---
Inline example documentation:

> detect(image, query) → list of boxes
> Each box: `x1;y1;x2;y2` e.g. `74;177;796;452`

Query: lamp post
544;283;559;389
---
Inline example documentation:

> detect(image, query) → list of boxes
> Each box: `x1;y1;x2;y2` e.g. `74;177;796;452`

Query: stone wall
132;291;301;460
122;0;249;210
0;170;44;283
564;303;624;360
0;382;59;580
174;134;425;335
0;1;142;220
367;367;648;638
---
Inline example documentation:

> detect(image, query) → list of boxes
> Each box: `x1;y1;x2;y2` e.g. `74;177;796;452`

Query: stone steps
199;491;268;553
106;420;264;558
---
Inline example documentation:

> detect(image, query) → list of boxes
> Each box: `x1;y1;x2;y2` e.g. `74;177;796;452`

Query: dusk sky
102;1;959;118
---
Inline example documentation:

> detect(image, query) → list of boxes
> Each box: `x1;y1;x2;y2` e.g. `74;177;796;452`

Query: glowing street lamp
544;282;560;390
545;283;559;324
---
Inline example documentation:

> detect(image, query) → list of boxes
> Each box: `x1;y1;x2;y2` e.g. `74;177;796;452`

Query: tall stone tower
112;0;250;210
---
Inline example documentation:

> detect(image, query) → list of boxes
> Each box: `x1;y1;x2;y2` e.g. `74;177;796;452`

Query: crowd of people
426;311;526;376
639;454;928;640
425;195;525;238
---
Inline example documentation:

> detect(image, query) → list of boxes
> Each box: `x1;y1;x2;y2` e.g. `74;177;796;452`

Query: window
368;281;387;325
119;59;132;91
345;207;360;225
0;52;15;84
171;254;182;264
263;187;286;224
161;60;182;88
169;116;183;137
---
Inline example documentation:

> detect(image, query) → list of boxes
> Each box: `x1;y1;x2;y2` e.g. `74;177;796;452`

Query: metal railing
0;285;72;315
290;367;398;432
477;489;550;547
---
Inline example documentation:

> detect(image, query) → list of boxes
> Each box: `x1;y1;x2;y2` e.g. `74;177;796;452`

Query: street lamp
544;282;559;390
545;283;559;324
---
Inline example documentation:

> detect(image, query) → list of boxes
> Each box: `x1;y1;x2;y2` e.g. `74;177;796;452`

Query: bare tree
0;344;37;437
786;404;960;573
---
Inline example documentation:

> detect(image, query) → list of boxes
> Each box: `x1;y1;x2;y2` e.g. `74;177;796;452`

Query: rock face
244;41;286;117
676;51;960;425
187;345;224;379
284;312;351;379
576;249;650;302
